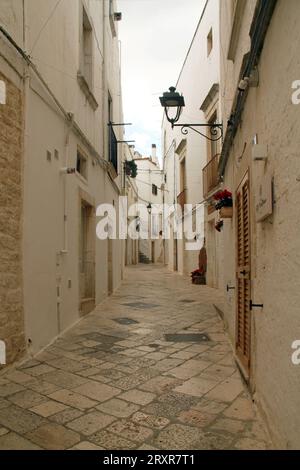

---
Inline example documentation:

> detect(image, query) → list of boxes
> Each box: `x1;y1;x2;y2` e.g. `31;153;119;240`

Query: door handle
250;300;264;310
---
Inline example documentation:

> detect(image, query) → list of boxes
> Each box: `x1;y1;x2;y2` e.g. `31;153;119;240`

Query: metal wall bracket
172;123;223;142
250;300;264;310
227;285;235;292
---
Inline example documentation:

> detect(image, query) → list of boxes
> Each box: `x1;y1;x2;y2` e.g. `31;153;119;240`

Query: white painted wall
219;0;300;449
1;0;125;355
162;0;220;276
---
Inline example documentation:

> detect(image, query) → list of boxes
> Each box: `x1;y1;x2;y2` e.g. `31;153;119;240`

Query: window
77;149;87;179
77;6;98;110
108;92;113;123
109;0;117;37
209;112;218;159
152;184;158;196
108;92;118;175
227;0;246;61
231;0;238;18
207;28;213;56
81;7;93;89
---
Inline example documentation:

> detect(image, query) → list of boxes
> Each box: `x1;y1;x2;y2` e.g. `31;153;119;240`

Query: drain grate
179;299;195;303
122;302;160;309
114;318;139;325
164;333;210;343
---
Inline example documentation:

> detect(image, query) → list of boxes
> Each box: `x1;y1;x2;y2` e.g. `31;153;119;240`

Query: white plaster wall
2;0;125;353
0;0;24;45
162;0;220;275
219;0;300;449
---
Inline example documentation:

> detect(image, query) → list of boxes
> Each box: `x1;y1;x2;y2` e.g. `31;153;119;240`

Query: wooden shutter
236;173;251;371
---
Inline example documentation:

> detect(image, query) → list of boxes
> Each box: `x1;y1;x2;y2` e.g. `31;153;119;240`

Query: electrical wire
135;178;169;193
30;0;63;55
31;55;105;93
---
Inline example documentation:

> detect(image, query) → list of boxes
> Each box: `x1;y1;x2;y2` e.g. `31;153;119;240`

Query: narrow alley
0;266;271;450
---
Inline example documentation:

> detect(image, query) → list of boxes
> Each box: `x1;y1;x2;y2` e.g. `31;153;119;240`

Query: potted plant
191;268;206;285
215;220;224;232
214;189;233;218
124;160;137;178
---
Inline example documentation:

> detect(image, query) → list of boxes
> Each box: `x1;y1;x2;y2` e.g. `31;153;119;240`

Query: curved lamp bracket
176;123;223;142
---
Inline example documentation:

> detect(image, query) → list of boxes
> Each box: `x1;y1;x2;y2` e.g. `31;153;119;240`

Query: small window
81;7;93;89
108;92;113;123
77;150;87;179
109;0;117;37
207;28;213;56
231;0;238;17
152;184;158;196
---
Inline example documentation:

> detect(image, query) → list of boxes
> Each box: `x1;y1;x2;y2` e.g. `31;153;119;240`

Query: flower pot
222;198;233;207
192;275;206;285
220;206;233;218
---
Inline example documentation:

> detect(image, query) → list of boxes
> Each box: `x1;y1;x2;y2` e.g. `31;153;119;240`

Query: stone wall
0;70;25;365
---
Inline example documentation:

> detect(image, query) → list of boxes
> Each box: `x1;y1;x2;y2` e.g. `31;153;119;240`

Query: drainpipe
162;138;176;266
61;115;74;254
23;0;30;181
22;0;31;350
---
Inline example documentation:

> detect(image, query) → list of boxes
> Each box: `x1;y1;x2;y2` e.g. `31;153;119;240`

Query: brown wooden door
236;172;251;372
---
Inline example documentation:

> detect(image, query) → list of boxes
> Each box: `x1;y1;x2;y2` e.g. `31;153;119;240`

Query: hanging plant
214;189;233;210
215;220;224;232
124;160;137;178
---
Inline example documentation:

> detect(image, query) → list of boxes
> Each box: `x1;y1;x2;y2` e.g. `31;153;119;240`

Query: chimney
152;144;160;166
151;144;157;160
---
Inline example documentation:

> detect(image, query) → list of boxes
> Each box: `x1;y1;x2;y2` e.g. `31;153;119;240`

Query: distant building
134;145;164;264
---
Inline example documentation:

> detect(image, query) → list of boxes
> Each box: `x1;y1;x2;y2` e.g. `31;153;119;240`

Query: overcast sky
118;0;205;161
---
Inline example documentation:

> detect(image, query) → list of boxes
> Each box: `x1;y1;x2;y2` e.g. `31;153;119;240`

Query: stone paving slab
0;265;273;450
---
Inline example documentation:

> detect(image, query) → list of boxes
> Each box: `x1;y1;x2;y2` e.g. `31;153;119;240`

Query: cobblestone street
0;265;272;450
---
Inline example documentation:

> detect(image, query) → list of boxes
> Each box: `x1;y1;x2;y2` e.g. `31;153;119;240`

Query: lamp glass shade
159;87;185;108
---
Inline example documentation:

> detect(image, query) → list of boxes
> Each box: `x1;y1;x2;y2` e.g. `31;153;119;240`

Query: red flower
213;189;232;201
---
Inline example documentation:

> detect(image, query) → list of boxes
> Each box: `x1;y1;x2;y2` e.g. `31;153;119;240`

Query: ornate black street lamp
159;86;223;142
147;203;152;214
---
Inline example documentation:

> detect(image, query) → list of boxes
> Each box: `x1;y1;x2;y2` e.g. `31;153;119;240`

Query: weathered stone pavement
0;265;272;450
